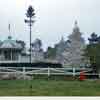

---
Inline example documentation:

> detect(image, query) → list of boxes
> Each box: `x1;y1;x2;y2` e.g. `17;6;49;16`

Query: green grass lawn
0;79;100;96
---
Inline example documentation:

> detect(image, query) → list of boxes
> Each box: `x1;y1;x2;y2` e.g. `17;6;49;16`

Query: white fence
0;67;94;77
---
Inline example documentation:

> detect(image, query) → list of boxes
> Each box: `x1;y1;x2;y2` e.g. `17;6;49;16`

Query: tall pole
30;17;32;63
25;5;35;96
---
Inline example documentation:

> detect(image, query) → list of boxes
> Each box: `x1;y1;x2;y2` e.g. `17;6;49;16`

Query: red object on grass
79;71;86;81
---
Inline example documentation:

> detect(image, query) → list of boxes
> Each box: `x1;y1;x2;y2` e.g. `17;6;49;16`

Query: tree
84;33;100;73
45;46;57;59
16;40;26;49
34;39;42;48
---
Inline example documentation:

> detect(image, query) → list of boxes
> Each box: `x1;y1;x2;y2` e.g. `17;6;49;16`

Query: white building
0;36;44;63
56;21;86;67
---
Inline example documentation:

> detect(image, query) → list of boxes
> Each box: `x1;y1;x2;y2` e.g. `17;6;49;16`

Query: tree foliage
45;46;57;59
16;40;26;49
84;33;100;72
26;6;35;18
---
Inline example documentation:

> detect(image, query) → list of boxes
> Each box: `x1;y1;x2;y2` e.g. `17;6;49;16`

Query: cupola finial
75;20;78;27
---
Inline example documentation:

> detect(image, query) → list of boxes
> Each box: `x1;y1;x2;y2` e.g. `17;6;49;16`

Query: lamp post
25;5;35;64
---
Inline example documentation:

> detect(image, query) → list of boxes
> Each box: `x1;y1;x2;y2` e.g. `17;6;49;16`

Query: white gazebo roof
0;36;22;50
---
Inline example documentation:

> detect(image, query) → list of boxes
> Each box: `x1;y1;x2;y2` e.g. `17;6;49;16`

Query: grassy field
0;79;100;96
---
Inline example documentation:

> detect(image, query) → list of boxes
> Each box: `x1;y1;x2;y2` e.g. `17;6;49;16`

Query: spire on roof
60;36;65;43
73;20;80;32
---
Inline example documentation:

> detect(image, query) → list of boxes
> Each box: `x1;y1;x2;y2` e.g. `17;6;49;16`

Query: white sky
0;0;100;51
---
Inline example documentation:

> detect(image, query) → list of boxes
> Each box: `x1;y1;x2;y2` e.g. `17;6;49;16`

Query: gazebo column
11;50;13;61
1;50;4;60
17;50;21;62
16;51;19;61
1;50;5;60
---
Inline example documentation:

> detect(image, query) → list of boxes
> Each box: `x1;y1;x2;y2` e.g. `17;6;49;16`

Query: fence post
99;73;100;79
73;67;75;77
23;67;26;80
48;67;50;77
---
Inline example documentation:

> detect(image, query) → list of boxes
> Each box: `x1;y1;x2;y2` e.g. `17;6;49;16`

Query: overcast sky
0;0;100;51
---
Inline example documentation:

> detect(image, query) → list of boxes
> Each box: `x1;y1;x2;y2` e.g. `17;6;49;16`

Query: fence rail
0;67;94;77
